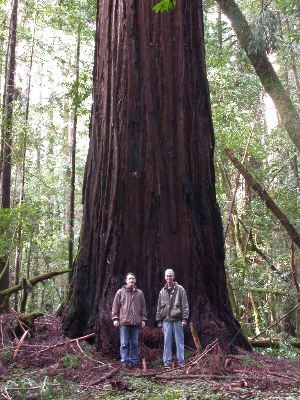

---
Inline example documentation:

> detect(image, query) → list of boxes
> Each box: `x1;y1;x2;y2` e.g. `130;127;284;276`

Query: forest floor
0;315;300;400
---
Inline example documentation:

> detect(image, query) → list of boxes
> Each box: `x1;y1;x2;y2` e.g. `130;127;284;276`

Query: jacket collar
123;285;137;292
164;281;178;291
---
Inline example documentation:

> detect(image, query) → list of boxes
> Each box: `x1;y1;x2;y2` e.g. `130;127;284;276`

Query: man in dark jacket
112;272;147;368
156;268;189;368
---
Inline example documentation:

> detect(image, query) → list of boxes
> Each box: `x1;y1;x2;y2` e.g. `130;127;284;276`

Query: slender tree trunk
68;24;81;283
249;292;260;336
63;0;250;352
13;16;36;310
0;19;10;183
0;0;19;313
290;154;300;191
0;20;6;112
217;7;223;59
224;135;252;242
216;0;300;151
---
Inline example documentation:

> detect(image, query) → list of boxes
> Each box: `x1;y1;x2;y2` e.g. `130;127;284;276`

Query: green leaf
153;0;176;13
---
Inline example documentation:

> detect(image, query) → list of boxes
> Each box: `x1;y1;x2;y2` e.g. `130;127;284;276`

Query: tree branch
0;270;69;298
226;148;300;249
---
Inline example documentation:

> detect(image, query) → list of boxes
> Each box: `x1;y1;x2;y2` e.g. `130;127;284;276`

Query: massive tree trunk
63;0;250;352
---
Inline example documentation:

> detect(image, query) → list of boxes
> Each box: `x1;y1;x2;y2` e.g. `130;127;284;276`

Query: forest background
0;0;299;354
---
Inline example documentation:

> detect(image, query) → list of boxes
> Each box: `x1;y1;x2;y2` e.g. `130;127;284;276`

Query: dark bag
161;286;181;319
169;308;182;319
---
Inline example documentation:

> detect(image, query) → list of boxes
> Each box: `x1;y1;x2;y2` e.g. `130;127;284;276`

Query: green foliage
205;1;299;338
0;0;95;312
258;341;300;361
60;354;82;369
250;9;279;54
103;376;222;399
0;346;13;362
153;0;176;13
1;371;82;400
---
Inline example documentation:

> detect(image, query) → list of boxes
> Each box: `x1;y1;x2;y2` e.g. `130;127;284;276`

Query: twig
13;329;29;358
190;339;219;365
0;316;4;348
72;339;113;367
190;323;202;353
90;367;120;386
38;332;95;353
79;383;105;391
4;384;61;391
0;388;12;400
252;302;300;340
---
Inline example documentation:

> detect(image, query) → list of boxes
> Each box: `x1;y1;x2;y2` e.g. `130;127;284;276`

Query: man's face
165;273;174;286
126;274;136;288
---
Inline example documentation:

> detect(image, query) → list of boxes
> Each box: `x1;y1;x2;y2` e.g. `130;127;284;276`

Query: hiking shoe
164;364;172;370
121;363;132;370
178;363;185;368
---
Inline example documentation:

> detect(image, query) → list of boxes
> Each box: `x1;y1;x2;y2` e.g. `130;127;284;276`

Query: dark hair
125;272;136;280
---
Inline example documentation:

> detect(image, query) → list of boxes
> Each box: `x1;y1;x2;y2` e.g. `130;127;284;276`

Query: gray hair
165;268;175;277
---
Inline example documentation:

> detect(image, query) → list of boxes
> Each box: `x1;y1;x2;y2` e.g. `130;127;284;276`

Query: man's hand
113;320;120;328
141;321;146;329
182;320;187;327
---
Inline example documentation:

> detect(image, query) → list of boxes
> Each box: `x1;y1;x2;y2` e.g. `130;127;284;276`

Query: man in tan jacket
156;268;189;368
112;272;147;368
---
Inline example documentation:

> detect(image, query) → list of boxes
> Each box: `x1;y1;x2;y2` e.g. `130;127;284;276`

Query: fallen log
226;148;300;249
0;270;69;298
250;338;300;348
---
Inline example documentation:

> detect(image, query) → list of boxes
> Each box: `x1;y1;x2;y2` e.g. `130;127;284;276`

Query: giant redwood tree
63;0;250;352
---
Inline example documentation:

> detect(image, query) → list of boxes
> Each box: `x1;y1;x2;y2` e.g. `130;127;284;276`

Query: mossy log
250;338;300;348
0;270;69;298
11;312;44;337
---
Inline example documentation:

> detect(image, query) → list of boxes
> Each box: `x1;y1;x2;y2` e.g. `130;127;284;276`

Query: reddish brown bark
63;0;250;352
0;0;19;313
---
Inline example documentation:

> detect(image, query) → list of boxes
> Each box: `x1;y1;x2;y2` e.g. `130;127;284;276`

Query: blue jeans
119;325;139;365
163;321;184;366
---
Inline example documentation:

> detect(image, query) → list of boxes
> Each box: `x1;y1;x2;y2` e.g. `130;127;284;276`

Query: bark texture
0;0;18;312
63;0;250;352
